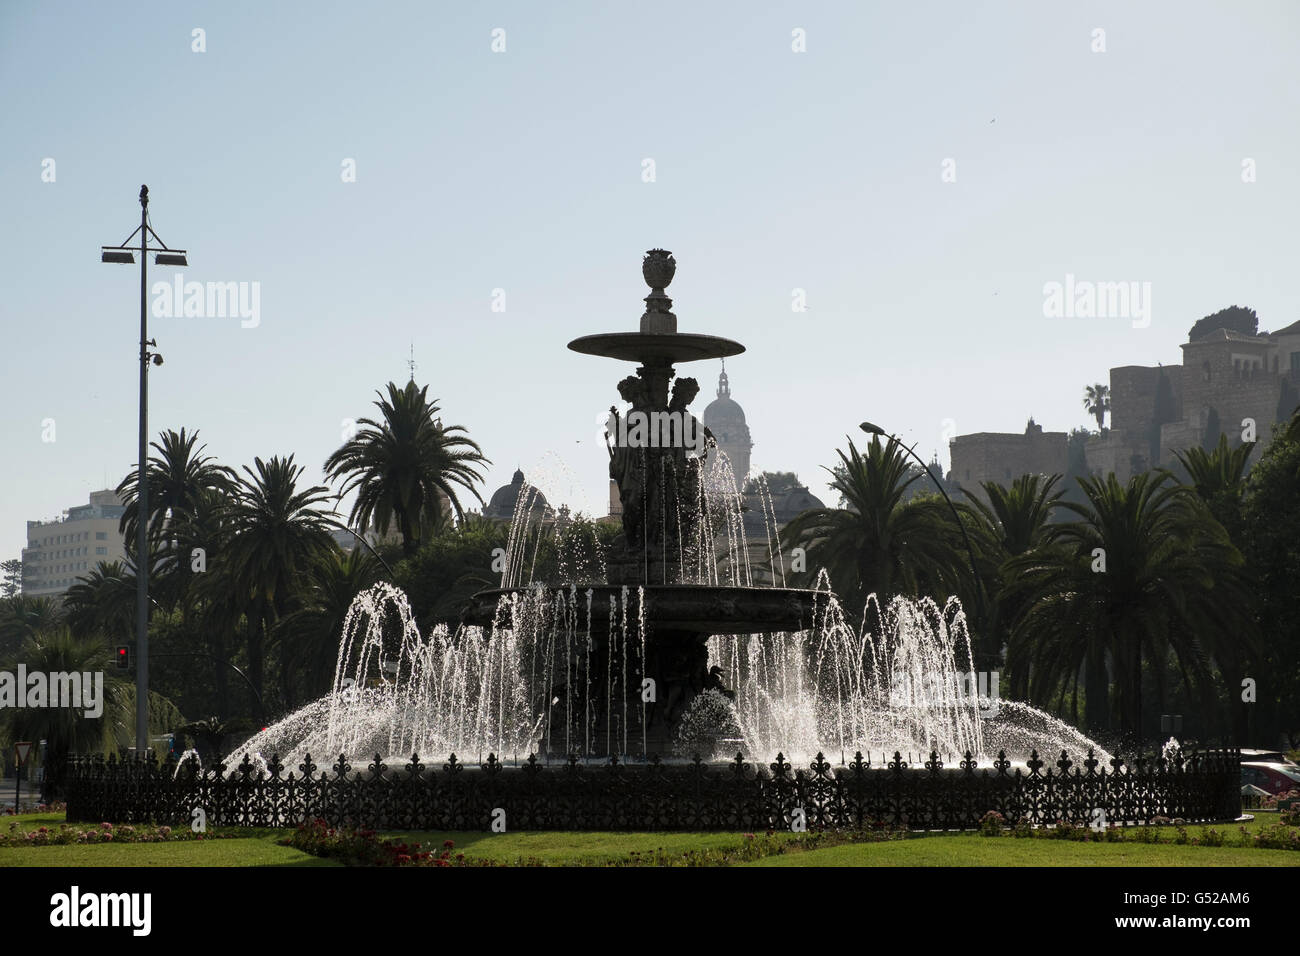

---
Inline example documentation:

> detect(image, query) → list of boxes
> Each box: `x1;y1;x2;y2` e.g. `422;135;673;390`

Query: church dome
485;469;550;520
702;366;747;426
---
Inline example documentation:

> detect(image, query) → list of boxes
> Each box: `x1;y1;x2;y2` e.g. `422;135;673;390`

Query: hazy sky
3;1;1298;563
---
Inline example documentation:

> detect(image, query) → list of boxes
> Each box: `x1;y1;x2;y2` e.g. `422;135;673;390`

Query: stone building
947;314;1300;493
1088;318;1300;478
948;419;1069;501
702;363;752;492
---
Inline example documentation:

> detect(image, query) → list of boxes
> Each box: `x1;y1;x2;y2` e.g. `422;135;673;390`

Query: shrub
2;820;218;846
278;819;481;866
1198;828;1225;847
1252;823;1300;851
978;811;1005;837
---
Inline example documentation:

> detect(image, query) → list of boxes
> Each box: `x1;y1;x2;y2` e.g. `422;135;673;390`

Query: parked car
1241;761;1300;795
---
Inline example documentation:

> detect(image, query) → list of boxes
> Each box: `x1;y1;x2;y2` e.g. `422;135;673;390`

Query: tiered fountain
224;249;1113;769
463;249;829;756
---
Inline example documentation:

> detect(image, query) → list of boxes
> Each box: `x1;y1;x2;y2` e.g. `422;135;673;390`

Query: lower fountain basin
462;584;831;637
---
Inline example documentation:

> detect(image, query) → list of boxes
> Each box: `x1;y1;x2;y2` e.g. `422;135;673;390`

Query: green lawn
4;811;1296;867
743;834;1298;867
0;836;334;867
383;829;799;864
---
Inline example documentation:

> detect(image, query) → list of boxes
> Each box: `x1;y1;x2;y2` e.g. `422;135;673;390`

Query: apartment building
21;489;128;597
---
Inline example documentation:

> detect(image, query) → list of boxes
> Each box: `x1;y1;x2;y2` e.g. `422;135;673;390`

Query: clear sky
3;0;1298;563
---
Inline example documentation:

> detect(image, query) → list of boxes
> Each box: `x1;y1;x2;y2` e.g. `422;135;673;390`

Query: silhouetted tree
1187;305;1259;342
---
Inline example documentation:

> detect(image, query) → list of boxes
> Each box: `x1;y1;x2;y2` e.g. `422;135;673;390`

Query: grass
742;835;1296;867
3;810;1297;867
382;829;802;864
0;836;335;867
0;812;334;867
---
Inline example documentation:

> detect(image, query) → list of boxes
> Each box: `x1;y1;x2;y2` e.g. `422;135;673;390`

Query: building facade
21;489;128;597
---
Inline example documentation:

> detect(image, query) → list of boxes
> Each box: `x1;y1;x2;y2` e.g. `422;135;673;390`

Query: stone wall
948;426;1068;501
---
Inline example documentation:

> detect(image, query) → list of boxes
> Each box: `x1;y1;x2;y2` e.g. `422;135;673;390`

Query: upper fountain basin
463;583;830;637
567;332;744;365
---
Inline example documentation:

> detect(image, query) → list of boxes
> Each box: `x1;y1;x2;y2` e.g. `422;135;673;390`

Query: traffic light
115;645;130;670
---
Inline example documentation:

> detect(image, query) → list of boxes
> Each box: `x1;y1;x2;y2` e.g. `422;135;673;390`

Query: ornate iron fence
65;748;1241;831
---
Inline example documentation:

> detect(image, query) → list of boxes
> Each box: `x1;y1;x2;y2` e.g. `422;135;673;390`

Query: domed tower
702;362;752;491
484;469;552;522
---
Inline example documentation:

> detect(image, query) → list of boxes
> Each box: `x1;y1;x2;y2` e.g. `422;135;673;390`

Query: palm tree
274;547;382;706
217;455;339;711
1174;434;1255;524
64;561;137;639
965;474;1064;558
115;428;236;608
781;436;966;621
0;595;63;659
1003;471;1250;742
963;474;1064;672
0;628;132;800
325;381;491;557
1082;383;1110;431
1174;434;1260;746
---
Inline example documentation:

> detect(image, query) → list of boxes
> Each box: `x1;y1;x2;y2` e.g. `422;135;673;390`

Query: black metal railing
64;748;1241;831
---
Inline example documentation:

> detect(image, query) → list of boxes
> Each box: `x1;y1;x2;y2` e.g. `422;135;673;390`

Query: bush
278;819;479;866
1197;828;1225;847
1252;823;1300;851
2;821;210;846
978;811;1005;837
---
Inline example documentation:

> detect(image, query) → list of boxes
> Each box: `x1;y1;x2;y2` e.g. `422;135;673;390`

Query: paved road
0;776;45;812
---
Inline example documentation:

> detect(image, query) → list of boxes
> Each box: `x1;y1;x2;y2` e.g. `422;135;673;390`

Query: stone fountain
217;249;1121;772
463;250;829;755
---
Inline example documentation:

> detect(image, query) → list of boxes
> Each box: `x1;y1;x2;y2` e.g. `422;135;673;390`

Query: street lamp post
101;185;188;753
859;421;991;661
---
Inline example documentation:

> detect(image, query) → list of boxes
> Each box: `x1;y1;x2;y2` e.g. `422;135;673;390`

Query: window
96;532;107;540
96;547;107;555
